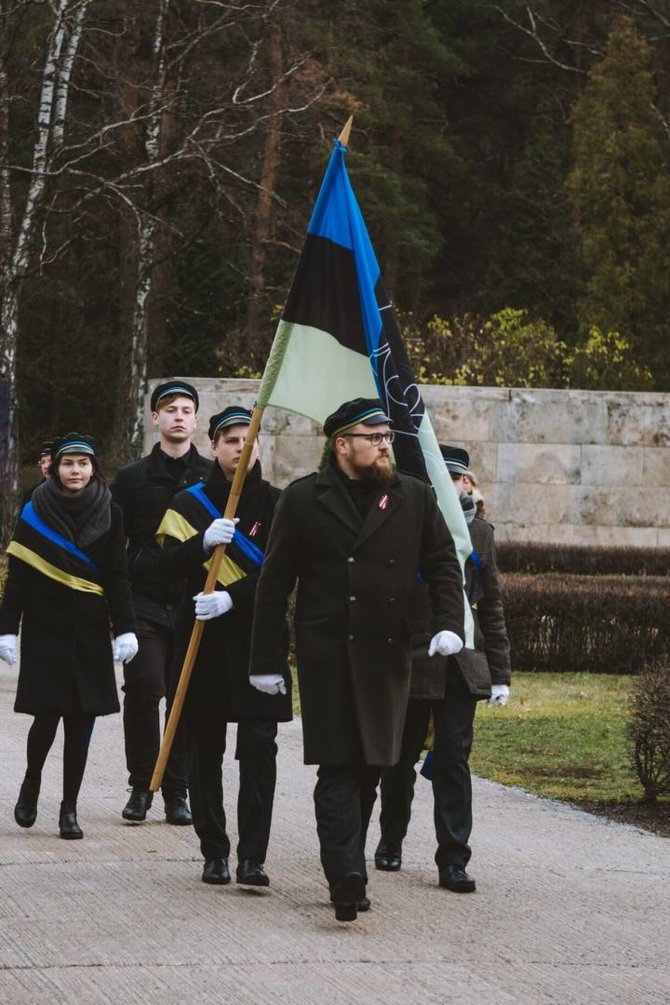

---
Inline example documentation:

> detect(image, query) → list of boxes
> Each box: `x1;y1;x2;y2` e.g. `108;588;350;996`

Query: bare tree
0;0;91;542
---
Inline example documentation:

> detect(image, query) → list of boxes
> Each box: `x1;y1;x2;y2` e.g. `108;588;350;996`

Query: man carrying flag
157;406;291;889
249;397;464;922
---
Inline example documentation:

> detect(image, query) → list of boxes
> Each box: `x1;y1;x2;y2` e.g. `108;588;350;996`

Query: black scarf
31;475;112;548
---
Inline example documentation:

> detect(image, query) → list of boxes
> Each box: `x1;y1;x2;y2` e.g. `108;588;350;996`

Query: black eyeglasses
342;431;395;446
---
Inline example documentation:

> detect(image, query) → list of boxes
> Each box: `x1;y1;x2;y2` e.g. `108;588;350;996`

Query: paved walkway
1;664;668;1004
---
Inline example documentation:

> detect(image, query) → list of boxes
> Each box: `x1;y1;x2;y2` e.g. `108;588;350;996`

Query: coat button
348;634;354;641
348;556;355;564
349;596;356;603
388;558;396;566
387;638;394;645
388;597;395;604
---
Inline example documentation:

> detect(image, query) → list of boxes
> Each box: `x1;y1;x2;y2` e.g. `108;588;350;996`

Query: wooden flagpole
149;405;264;791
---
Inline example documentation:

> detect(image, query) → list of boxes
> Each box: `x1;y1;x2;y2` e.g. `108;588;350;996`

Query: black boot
14;777;40;828
59;801;83;840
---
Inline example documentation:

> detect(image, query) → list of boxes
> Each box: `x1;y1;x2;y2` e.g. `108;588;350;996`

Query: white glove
203;517;238;552
0;634;18;667
488;684;510;707
194;590;233;620
249;673;287;696
113;632;139;664
428;630;464;657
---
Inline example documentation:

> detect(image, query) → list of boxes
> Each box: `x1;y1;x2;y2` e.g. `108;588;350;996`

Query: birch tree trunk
112;0;169;463
0;0;89;543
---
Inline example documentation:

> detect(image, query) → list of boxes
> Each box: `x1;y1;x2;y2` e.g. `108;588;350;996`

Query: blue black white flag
256;137;472;583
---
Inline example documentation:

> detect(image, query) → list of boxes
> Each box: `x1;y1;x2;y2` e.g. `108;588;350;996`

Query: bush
629;657;670;802
503;573;670;673
497;542;670;578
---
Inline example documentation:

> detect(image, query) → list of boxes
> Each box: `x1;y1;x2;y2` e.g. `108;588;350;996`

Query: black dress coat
0;504;135;716
249;462;465;766
111;443;212;627
158;462;292;722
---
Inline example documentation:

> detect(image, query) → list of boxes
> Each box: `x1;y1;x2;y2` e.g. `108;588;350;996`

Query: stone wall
145;378;670;547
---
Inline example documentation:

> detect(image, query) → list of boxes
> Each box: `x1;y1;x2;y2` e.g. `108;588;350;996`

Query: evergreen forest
2;0;670;526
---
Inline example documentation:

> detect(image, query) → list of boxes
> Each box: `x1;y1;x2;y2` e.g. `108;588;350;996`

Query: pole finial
338;116;353;147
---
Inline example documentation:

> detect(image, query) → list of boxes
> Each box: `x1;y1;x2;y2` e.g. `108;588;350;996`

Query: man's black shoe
202;858;231;885
330;871;366;922
164;796;192;826
374;842;402;872
357;895;371;912
236;860;270;887
122;789;153;822
439;864;476;893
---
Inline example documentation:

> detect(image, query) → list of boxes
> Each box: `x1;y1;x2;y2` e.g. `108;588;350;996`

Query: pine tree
568;16;670;388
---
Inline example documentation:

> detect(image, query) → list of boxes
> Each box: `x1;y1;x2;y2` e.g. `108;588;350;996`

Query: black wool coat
0;504;135;716
158;462;292;723
111;443;212;626
249;462;465;766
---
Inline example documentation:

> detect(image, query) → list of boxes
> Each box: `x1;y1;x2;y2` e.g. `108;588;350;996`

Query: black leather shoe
236;860;270;887
122;789;153;822
375;843;402;872
202;858;231;885
357;895;371;912
164;796;192;826
14;778;40;828
59;801;83;840
330;871;366;922
439;864;476;893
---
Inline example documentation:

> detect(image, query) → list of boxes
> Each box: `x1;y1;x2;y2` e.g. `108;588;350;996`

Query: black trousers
379;680;477;869
122;618;187;798
314;764;381;888
183;715;278;863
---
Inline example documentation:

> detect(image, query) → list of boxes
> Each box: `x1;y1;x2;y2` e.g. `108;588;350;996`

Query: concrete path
1;664;668;1004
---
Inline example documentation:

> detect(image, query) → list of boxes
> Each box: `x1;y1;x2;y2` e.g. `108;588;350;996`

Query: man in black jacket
248;398;465;922
111;380;212;824
157;406;291;888
374;445;511;893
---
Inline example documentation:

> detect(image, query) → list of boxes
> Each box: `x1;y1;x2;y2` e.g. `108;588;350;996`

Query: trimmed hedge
502;573;670;674
497;542;670;578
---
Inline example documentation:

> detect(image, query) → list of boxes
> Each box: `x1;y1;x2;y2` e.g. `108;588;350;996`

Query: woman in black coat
0;433;137;839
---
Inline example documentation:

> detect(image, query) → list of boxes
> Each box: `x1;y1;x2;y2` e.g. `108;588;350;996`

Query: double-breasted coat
0;504;135;716
158;462;292;723
249;462;465;766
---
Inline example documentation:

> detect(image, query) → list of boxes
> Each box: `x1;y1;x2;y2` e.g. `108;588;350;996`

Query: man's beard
354;455;394;486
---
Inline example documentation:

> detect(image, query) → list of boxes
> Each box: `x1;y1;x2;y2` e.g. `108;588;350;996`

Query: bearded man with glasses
249;397;465;923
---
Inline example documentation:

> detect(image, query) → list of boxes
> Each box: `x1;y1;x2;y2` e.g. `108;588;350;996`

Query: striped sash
156;481;264;588
7;501;103;595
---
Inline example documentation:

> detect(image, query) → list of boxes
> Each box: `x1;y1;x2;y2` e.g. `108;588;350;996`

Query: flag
257;137;473;635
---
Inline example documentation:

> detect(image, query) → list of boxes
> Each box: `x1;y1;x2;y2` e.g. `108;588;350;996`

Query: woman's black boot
14;778;40;828
59;801;83;840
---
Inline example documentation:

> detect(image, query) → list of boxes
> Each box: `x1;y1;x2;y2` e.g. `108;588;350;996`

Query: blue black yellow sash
6;501;104;595
156;481;264;588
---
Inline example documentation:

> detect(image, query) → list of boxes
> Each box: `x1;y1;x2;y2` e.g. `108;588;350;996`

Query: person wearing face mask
0;433;137;839
373;444;511;893
156;406;291;889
